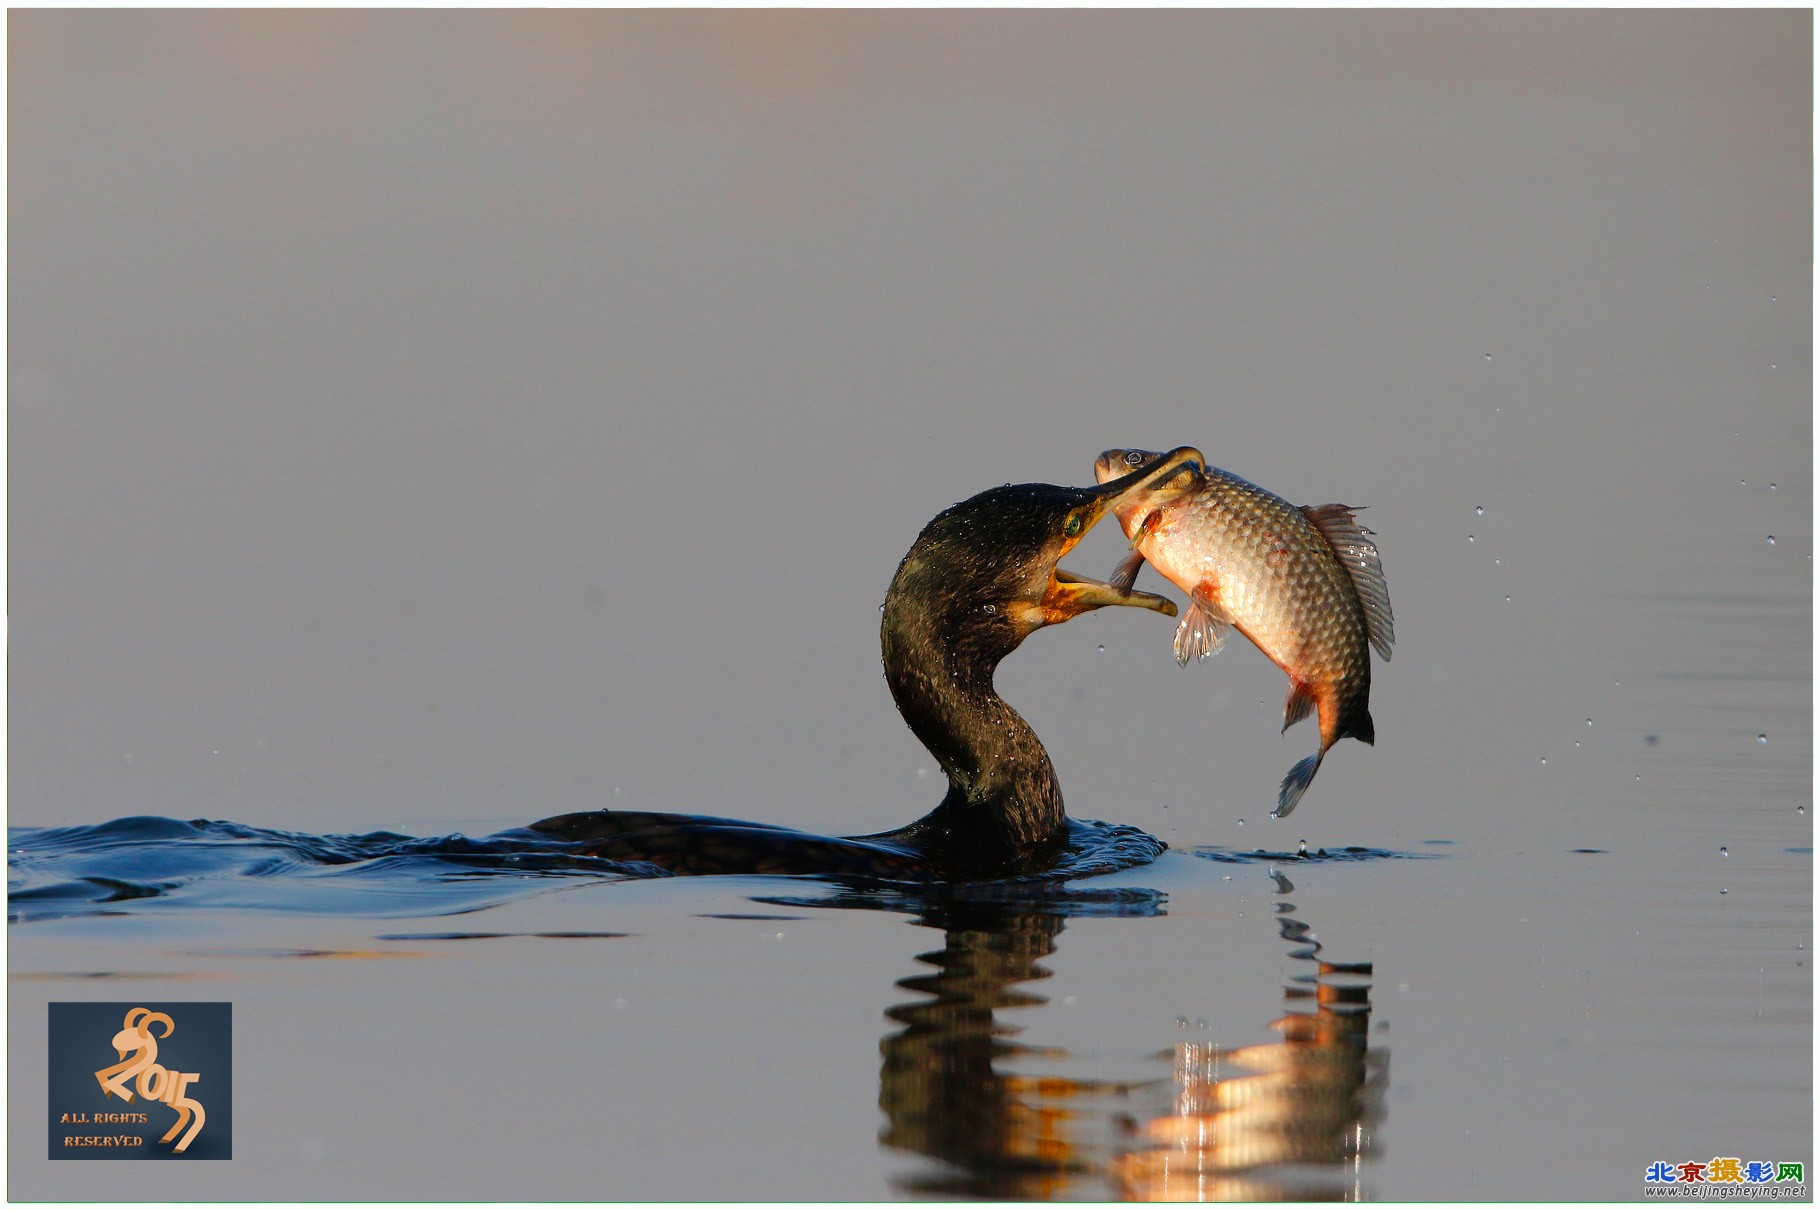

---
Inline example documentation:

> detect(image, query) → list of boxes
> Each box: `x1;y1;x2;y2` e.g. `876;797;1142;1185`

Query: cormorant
529;447;1204;880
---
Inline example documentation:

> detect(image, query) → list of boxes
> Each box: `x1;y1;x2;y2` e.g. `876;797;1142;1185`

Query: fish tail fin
1274;751;1323;818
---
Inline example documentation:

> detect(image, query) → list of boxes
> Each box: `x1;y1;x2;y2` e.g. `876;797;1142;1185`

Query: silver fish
1093;448;1394;817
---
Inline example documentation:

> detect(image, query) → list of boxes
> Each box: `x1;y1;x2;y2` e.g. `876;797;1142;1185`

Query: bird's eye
1064;513;1084;538
1125;451;1145;466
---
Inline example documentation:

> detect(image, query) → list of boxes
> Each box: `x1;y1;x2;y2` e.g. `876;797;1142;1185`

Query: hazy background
12;9;1806;847
10;10;1810;1200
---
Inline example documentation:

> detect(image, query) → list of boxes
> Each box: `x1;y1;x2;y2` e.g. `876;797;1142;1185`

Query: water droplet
1484;353;1492;362
1505;595;1511;603
983;603;996;614
1096;645;1105;653
1799;805;1806;816
1770;483;1777;490
1720;888;1728;895
1236;818;1245;828
1759;734;1768;744
1741;480;1749;487
878;603;885;613
1475;505;1484;516
1586;718;1593;727
1766;536;1776;546
1467;534;1475;543
1494;558;1501;565
1646;734;1659;746
1540;757;1548;765
1772;296;1778;302
1720;846;1729;857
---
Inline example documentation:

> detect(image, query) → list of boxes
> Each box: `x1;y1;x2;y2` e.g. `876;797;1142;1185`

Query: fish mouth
1091;445;1204;503
1093;447;1177;486
1041;446;1203;624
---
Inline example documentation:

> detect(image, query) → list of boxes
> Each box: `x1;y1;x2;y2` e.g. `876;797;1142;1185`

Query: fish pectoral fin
1108;549;1148;594
1282;679;1317;732
1129;509;1163;549
1173;588;1233;666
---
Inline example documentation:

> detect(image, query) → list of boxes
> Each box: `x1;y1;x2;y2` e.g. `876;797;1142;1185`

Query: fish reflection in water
1112;873;1385;1202
765;874;1385;1201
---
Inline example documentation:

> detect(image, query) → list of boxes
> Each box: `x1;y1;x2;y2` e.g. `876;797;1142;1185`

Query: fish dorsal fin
1302;503;1395;661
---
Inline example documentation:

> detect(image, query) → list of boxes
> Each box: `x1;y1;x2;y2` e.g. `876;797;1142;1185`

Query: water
10;10;1810;1201
11;819;1425;1198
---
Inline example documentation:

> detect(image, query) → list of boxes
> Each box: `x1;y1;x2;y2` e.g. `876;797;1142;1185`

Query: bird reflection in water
879;889;1143;1198
766;871;1384;1200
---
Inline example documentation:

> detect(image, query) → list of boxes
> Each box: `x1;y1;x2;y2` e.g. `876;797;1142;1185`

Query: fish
1092;448;1394;818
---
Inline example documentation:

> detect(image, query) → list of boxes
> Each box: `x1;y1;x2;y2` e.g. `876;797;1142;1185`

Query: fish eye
1124;451;1145;466
1063;512;1084;538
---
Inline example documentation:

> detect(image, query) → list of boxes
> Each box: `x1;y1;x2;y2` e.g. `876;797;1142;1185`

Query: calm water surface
10;10;1810;1201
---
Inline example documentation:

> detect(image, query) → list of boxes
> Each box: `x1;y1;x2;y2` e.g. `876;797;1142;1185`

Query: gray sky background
11;10;1809;853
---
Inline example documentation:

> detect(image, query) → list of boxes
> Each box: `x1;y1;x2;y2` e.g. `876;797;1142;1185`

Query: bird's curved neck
882;607;1065;865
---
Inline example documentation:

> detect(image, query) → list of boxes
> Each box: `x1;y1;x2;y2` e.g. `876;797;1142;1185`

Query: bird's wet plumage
1093;448;1394;818
530;447;1206;880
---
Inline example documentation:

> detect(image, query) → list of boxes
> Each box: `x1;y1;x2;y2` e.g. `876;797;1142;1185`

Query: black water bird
529;447;1205;880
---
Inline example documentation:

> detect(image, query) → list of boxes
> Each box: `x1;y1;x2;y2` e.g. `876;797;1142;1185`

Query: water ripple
1188;844;1444;865
9;813;1173;923
8;816;642;923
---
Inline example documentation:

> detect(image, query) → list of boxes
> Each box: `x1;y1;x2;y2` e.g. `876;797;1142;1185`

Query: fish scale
1093;450;1395;818
1165;471;1369;679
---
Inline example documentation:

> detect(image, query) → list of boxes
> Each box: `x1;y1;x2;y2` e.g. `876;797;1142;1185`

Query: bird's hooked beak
1038;445;1204;626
